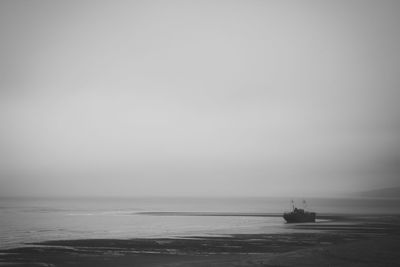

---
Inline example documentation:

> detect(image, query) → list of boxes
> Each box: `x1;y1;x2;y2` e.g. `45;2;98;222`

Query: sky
1;0;400;197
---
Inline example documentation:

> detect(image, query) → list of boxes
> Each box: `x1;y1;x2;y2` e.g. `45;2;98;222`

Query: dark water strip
137;211;357;220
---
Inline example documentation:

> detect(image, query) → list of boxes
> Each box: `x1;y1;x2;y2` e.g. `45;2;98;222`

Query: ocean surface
1;197;400;249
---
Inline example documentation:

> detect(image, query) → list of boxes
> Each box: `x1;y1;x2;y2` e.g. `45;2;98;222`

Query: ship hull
283;212;316;223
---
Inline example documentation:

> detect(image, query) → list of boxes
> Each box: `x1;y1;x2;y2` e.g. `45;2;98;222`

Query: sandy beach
1;214;399;266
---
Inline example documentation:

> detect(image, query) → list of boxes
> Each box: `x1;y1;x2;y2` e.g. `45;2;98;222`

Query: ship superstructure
283;200;316;223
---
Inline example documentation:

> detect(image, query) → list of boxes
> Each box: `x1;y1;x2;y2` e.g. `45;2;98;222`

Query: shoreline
1;235;399;266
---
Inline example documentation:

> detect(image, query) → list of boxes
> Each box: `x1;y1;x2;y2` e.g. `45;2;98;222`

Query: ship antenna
291;199;295;210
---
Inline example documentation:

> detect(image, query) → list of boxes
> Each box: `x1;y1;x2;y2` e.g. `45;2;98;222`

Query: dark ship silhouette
283;200;316;223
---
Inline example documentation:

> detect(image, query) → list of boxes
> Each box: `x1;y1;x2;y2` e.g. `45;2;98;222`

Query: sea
1;196;400;249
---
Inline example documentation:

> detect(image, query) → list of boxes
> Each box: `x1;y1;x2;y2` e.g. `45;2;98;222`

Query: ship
283;200;316;223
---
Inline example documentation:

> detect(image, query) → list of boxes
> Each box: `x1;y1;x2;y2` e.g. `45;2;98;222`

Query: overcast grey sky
1;0;400;197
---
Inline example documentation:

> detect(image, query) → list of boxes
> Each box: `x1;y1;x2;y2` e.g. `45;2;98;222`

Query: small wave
66;210;136;216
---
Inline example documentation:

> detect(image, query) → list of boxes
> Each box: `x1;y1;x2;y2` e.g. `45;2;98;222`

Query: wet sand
1;214;399;266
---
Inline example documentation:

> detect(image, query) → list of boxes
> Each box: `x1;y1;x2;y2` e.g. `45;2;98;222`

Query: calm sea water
1;197;399;249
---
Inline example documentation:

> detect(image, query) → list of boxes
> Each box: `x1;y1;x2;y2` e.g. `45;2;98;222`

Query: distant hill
356;186;400;198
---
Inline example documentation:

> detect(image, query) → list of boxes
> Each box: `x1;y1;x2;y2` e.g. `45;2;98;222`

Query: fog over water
1;0;400;197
